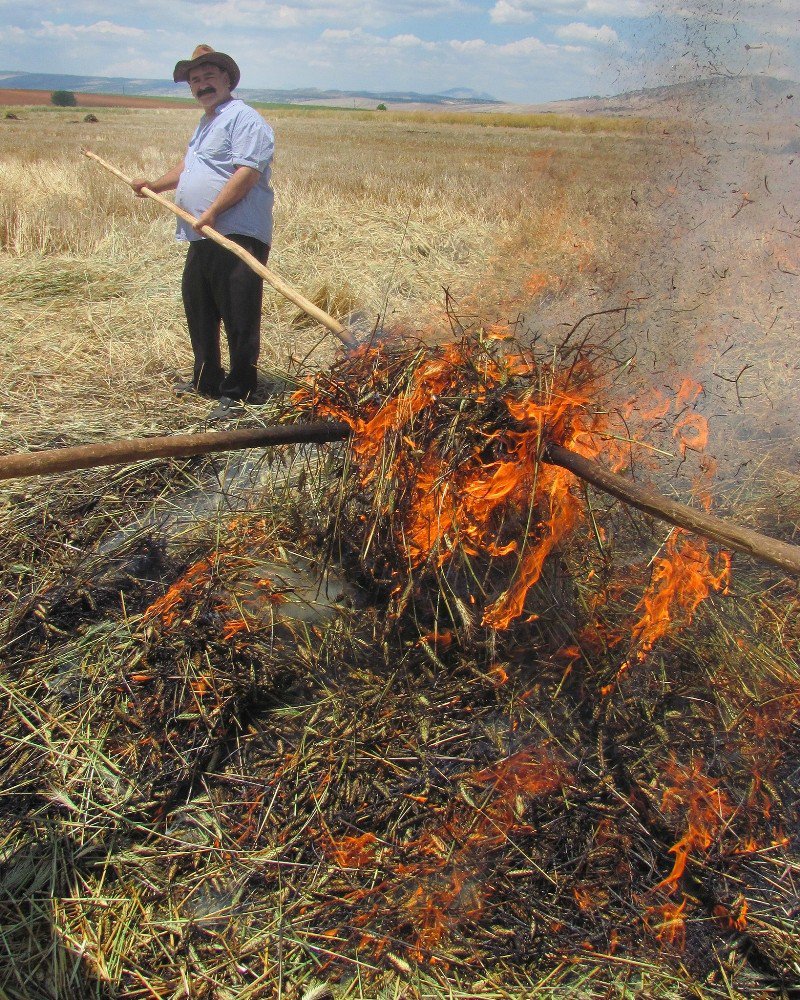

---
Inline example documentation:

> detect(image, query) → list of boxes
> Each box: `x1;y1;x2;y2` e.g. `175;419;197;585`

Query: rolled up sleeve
231;111;274;173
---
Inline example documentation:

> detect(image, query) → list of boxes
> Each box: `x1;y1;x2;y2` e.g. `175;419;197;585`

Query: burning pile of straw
293;333;610;633
0;332;798;998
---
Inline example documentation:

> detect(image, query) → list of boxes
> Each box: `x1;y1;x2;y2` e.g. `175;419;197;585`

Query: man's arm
131;160;185;197
192;165;261;233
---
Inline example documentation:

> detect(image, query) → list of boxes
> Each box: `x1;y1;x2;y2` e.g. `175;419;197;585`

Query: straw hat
173;45;240;90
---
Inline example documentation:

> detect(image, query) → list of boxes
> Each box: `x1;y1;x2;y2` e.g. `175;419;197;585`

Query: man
133;45;274;417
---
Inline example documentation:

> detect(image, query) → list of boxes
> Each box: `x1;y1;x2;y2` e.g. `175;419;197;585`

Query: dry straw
1;105;798;999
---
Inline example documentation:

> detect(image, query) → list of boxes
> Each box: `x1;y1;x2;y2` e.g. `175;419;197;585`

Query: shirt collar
202;97;236;121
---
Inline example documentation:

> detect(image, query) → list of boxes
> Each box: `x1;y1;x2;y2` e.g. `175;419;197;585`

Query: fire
312;741;569;962
675;377;703;410
674;412;708;457
294;336;731;641
460;745;572;850
524;271;557;298
657;759;734;891
485;322;513;341
714;898;748;932
397;744;568;956
190;675;212;697
404;870;484;957
254;577;289;605
482;463;583;629
295;337;612;631
471;746;568;803
326;832;379;869
643;898;688;949
621;376;708;459
488;662;509;686
143;556;216;628
221;618;250;640
626;532;730;664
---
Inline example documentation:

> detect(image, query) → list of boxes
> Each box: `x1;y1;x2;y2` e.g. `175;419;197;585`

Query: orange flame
714;898;748;932
643;898;688;949
657;759;734;891
404;869;484;956
469;745;571;846
394;745;568;958
621;377;708;460
221;618;250;640
295;339;611;630
674;412;708;457
326;832;379;869
626;532;730;664
471;746;568;802
143;557;216;627
294;338;727;636
525;271;557;298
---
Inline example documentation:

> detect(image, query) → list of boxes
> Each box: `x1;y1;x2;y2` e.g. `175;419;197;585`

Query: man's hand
131;161;185;199
193;208;218;234
131;178;152;198
192;166;261;235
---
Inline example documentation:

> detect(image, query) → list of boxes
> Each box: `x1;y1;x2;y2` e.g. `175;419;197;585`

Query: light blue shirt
175;98;274;245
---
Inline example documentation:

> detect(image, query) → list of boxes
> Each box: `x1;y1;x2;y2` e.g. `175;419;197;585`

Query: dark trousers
181;234;270;400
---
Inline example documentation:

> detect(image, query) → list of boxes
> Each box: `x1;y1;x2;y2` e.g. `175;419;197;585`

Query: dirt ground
0;88;187;109
527;85;799;489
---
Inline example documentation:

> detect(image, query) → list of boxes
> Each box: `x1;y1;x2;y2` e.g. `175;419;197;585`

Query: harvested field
0;88;191;109
0;102;798;1000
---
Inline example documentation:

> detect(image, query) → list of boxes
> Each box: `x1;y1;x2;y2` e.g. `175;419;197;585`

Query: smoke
542;1;800;484
632;1;800;88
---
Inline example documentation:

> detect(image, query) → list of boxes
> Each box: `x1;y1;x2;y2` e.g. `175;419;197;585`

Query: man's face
188;64;232;112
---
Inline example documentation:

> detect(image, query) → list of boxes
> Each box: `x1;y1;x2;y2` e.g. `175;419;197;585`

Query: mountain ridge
0;70;500;107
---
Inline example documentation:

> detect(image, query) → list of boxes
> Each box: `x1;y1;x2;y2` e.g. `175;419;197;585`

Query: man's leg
211;235;269;400
181;240;226;396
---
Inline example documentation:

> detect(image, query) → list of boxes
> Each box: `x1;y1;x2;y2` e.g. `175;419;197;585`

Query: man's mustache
197;86;216;97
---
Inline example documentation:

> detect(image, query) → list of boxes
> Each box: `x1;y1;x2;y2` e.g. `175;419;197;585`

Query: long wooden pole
1;425;799;576
0;422;350;481
82;149;357;350
545;444;800;576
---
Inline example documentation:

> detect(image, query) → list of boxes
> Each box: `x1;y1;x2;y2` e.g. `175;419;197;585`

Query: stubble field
0;104;648;448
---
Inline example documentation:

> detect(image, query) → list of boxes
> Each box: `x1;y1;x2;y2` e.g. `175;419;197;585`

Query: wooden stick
2;424;797;576
82;149;357;350
545;443;800;576
0;422;350;482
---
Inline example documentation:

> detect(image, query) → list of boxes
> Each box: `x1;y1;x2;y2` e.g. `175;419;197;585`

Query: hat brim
174;52;240;90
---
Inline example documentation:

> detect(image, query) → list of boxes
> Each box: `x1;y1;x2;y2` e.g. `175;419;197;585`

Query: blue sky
0;1;797;102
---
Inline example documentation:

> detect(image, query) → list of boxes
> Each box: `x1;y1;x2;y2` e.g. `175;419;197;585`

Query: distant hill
528;74;798;119
4;69;793;118
0;70;501;109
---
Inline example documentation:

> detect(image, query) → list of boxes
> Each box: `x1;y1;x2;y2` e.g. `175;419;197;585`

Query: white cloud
490;0;536;24
191;0;474;30
390;33;437;50
555;21;620;45
490;0;653;21
497;35;554;55
35;19;146;40
449;37;488;52
16;0;797;106
319;26;566;67
320;27;361;41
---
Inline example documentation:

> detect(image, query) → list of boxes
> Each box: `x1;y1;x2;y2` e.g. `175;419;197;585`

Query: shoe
174;378;221;400
207;396;244;422
174;379;197;396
